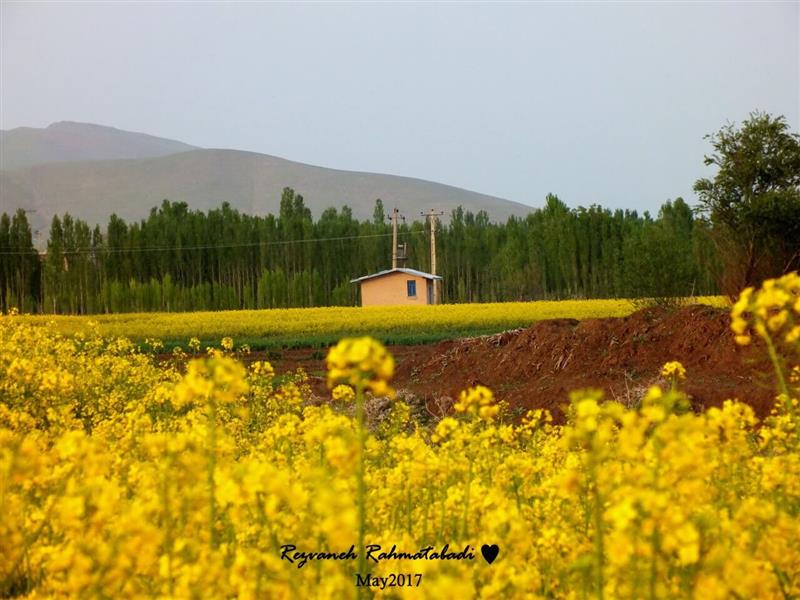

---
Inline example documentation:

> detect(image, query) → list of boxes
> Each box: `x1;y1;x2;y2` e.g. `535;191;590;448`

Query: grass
17;297;729;350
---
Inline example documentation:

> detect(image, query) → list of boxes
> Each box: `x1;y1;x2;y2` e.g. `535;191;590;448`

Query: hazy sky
1;1;798;214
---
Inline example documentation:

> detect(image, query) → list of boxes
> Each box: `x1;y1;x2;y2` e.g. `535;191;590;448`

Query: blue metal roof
350;268;443;284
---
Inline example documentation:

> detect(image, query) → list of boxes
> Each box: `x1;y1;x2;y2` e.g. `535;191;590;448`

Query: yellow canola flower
16;297;730;346
731;273;800;351
174;355;249;407
1;287;799;600
661;361;687;380
249;360;274;378
326;336;394;398
331;384;355;403
454;384;499;421
431;417;459;443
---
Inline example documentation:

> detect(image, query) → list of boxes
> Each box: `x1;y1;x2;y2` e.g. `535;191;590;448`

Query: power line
0;230;425;257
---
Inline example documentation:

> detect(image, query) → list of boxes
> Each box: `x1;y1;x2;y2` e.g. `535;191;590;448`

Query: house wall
360;273;433;306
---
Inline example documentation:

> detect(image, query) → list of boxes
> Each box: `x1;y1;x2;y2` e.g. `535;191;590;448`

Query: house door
427;281;433;305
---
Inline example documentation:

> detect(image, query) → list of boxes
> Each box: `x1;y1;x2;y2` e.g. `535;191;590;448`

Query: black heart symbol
480;544;499;565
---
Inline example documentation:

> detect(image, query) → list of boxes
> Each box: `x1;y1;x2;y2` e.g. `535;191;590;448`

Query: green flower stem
761;330;792;416
590;459;605;600
355;381;367;599
462;461;473;539
207;393;218;549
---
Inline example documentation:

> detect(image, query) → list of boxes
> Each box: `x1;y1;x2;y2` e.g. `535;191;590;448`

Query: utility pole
391;208;399;269
388;207;406;269
421;209;444;304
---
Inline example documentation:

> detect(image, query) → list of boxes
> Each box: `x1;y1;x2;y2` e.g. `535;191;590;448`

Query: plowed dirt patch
395;304;774;422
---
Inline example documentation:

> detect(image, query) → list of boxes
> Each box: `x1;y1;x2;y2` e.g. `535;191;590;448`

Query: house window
407;280;417;297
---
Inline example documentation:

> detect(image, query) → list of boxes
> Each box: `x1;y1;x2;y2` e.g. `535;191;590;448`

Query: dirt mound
397;305;775;422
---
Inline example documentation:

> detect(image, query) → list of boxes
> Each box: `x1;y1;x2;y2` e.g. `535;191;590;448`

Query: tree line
2;112;797;314
1;189;719;314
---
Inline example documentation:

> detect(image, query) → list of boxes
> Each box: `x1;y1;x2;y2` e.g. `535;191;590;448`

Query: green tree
0;214;10;313
372;199;385;226
694;111;800;293
7;210;40;312
44;215;65;313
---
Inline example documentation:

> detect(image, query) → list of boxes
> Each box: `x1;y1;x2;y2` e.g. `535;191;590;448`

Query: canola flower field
18;297;727;349
1;279;798;599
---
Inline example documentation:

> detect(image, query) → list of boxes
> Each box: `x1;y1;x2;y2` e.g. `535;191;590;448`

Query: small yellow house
351;268;442;306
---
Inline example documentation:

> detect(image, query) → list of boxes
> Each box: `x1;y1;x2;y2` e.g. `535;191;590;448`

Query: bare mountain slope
1;148;533;234
0;121;197;170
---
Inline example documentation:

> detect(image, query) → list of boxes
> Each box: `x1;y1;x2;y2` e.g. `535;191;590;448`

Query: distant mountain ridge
0;122;532;237
0;121;197;170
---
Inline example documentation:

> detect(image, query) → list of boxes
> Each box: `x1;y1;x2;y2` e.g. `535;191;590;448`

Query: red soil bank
395;305;775;422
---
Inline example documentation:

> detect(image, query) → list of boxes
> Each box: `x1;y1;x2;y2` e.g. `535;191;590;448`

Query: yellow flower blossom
331;384;355;403
454;385;499;421
661;360;686;380
326;336;394;397
0;285;798;599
